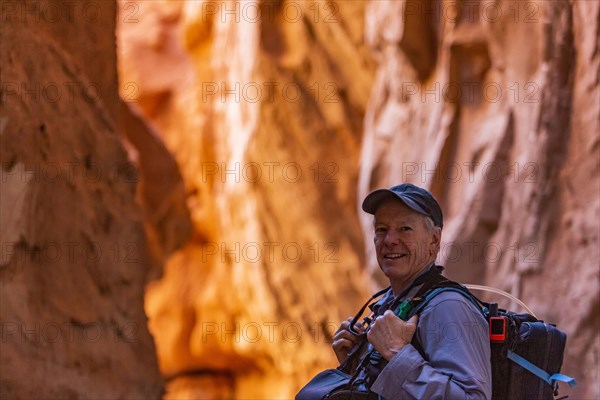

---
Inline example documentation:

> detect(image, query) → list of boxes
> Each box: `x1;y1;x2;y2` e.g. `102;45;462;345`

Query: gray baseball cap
362;183;443;228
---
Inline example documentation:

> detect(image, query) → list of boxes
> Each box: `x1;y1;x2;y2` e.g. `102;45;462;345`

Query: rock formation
117;0;375;397
359;1;599;399
118;0;597;398
1;0;189;397
1;0;597;398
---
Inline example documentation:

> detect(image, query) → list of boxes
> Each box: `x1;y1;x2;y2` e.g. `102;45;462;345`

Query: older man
333;183;492;399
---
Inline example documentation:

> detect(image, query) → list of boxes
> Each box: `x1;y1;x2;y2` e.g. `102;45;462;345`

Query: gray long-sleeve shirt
370;289;492;399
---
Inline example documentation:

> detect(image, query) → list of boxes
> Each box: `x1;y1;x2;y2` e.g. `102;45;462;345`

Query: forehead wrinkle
374;212;422;226
373;200;424;226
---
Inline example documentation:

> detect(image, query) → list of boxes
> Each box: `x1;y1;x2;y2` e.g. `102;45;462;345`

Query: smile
384;253;407;260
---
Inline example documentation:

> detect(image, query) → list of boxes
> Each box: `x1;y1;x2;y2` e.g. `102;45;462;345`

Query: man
333;183;492;399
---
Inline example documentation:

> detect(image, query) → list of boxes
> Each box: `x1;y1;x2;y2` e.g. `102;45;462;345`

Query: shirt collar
370;262;437;312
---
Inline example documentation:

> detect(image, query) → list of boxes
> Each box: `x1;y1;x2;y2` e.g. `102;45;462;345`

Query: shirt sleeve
370;292;492;399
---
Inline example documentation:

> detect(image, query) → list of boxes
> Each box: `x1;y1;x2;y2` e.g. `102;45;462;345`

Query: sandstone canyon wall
1;0;190;397
358;2;599;399
0;0;597;399
117;0;375;397
118;0;598;398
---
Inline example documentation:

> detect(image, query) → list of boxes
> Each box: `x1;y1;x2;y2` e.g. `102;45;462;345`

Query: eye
375;226;387;234
400;226;413;232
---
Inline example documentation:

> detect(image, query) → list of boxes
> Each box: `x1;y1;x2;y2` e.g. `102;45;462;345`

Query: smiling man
332;183;492;399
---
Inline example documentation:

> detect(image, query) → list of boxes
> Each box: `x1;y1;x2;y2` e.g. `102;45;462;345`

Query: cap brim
362;189;430;217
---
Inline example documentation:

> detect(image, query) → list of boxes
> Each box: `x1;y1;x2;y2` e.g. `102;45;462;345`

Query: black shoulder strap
408;281;482;358
408;282;483;319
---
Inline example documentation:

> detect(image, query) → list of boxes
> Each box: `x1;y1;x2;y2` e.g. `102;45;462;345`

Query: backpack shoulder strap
407;282;485;359
408;284;485;319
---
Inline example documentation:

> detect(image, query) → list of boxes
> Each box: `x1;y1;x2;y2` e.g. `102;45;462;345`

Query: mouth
383;253;407;260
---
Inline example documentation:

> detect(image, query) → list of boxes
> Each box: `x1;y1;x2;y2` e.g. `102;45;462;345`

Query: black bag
411;286;576;400
489;311;573;399
295;369;352;400
295;368;379;400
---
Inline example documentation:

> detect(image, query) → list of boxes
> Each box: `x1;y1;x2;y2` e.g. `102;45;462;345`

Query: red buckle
489;317;506;342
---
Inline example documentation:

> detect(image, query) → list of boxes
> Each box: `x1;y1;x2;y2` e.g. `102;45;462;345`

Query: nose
383;229;400;247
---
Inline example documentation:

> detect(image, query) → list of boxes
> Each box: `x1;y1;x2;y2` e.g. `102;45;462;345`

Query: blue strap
507;350;576;387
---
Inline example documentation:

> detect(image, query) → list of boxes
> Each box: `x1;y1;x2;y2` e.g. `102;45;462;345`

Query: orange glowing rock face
110;0;596;399
119;1;599;398
117;0;373;397
1;0;598;398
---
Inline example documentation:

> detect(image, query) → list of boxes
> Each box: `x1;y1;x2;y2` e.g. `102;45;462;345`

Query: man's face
373;199;441;291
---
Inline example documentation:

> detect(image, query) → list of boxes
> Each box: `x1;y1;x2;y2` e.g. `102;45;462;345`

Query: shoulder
419;290;485;323
415;290;490;354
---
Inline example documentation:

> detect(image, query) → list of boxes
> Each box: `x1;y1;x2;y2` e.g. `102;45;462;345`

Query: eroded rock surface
118;0;375;397
5;0;595;398
360;1;599;399
120;1;597;398
1;0;189;397
118;0;598;398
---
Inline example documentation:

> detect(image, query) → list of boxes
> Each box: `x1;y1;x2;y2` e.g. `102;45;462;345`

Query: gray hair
423;215;435;231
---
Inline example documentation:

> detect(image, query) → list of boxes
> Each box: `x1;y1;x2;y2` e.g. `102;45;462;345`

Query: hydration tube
463;284;538;319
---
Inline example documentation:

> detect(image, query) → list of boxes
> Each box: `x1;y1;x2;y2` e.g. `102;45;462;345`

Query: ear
429;227;441;255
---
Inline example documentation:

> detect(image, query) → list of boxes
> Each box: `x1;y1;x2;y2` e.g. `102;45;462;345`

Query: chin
380;266;408;281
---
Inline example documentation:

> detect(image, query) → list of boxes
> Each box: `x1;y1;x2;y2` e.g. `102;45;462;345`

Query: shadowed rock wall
1;0;190;397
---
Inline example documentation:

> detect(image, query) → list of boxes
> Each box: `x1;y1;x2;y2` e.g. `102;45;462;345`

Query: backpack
410;283;577;399
296;266;576;400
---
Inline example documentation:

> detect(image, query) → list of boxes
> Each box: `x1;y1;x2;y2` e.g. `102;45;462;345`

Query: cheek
407;241;426;258
404;240;417;253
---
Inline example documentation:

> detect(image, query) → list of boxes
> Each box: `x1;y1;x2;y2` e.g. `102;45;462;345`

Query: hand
332;317;365;363
367;311;419;361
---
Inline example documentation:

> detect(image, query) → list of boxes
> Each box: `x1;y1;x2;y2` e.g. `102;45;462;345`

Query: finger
407;315;419;325
339;318;364;335
335;330;359;343
333;337;355;351
352;322;365;333
369;315;379;328
335;318;353;333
